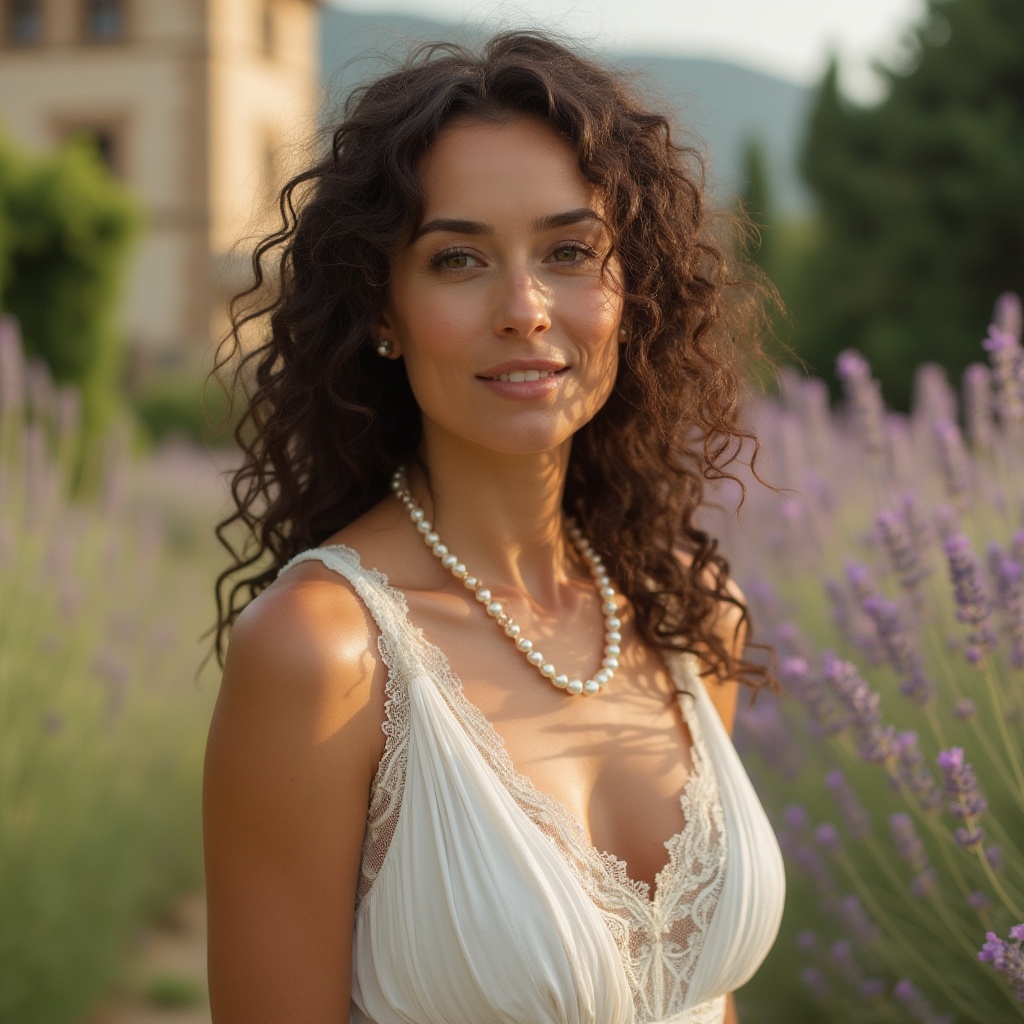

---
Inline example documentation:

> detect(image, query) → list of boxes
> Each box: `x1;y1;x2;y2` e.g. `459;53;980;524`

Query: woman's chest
401;588;698;893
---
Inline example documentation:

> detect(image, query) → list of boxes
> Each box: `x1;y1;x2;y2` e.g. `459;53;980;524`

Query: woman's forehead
416;117;603;225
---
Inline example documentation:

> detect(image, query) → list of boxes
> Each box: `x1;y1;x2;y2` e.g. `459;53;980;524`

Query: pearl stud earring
376;338;393;357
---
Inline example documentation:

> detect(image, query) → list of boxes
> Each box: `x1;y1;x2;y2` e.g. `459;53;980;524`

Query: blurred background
1;1;1022;1022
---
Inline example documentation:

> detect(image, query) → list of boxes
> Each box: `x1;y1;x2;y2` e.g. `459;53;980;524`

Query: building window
84;0;123;41
7;0;43;44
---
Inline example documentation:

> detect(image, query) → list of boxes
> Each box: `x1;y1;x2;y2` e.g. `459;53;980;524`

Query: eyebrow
410;207;602;242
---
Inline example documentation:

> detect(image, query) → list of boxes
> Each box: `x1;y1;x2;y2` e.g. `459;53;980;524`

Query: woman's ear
373;309;402;359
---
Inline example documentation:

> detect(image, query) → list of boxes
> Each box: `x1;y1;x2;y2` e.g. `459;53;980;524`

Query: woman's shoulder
217;554;389;761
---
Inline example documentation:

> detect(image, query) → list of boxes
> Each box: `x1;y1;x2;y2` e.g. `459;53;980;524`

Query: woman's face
379;115;625;457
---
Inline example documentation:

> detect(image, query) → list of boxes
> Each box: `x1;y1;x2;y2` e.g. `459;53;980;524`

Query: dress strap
277;544;424;682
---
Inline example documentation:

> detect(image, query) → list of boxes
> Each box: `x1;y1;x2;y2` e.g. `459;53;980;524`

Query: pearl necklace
391;467;622;697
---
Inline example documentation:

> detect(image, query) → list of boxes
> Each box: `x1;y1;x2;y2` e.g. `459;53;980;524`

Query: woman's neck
408;437;582;606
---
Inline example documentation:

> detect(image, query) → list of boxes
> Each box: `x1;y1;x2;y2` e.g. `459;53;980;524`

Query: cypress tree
795;0;1024;408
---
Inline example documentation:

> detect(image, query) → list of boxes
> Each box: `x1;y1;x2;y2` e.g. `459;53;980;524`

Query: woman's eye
550;245;593;263
431;250;479;271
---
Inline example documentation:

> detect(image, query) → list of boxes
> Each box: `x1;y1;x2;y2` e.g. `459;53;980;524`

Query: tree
740;137;776;279
794;0;1024;408
0;130;140;433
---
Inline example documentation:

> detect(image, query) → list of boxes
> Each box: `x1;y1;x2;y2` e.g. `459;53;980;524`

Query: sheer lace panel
281;545;728;1023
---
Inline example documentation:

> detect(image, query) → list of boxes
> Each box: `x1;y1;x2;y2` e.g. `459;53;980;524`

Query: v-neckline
326;541;717;912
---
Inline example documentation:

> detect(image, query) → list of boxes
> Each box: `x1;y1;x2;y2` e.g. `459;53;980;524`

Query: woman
204;31;784;1024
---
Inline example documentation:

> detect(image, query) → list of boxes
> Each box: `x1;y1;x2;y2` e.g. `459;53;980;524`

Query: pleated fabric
279;546;785;1024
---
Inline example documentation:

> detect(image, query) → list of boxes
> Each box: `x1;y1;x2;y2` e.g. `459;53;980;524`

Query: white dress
279;545;785;1024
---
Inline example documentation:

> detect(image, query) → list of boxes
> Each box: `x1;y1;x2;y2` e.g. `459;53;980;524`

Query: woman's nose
493;269;551;339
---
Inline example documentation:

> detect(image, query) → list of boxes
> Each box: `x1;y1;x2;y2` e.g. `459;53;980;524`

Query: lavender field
0;316;228;1024
723;295;1024;1022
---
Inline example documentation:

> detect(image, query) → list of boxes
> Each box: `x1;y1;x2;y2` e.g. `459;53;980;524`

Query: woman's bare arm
203;569;386;1023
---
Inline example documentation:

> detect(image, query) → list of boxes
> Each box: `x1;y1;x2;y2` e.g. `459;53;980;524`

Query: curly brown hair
209;30;775;689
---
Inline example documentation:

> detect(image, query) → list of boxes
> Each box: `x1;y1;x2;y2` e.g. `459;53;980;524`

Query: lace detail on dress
424;647;728;1024
279;544;728;1023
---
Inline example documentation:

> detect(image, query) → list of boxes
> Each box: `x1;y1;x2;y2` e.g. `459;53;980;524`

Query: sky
328;0;928;99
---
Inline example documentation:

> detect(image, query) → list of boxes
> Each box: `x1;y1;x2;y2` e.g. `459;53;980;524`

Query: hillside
319;8;813;214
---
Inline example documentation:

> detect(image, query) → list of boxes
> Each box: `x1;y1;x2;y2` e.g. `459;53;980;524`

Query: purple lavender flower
0;314;25;415
796;929;817;952
773;622;801;652
826;769;871;839
784;804;809;831
837;893;880;947
799;966;829;1002
1012;530;1024;566
968;891;991;912
739;700;803;779
876;503;932;597
860;594;913;674
814;823;841;852
936;747;987;849
836;349;887;456
954;698;976;720
933;504;962;543
893;732;941;813
826;577;884;663
829;939;862;985
985;845;1005;874
933;418;971;502
963;362;994;450
978;924;1024;1000
781;655;848;737
25;358;54;421
988;549;1024;668
993;292;1023;340
944;534;998;659
910;868;937;898
790;842;838;899
913;363;957;424
822;652;897;763
845;561;874;601
859;978;887;1001
893;977;949;1022
982;323;1023;429
890;813;928;873
860;594;934;705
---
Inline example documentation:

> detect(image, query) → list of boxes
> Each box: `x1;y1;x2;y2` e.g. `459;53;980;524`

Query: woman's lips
476;365;569;399
482;368;561;382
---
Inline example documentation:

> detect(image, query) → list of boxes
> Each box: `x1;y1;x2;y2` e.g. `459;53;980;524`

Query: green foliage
144;973;206;1008
132;371;239;448
0;129;140;435
740;137;777;278
793;0;1024;408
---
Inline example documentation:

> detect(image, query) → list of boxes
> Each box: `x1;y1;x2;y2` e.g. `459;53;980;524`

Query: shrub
132;371;238;448
0;129;140;438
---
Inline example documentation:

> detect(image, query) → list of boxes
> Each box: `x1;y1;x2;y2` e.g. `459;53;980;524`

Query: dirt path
84;893;211;1024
